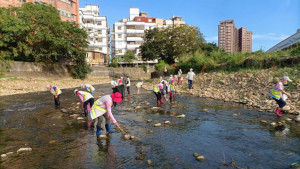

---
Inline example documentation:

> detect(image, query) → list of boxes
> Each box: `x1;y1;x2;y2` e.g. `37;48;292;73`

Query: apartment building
218;20;252;53
0;0;79;24
79;5;110;65
111;8;186;58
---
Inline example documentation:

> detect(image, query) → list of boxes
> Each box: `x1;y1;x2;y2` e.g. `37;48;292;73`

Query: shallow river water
0;83;299;169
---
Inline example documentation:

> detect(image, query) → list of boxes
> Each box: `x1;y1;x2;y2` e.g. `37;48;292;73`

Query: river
0;83;299;169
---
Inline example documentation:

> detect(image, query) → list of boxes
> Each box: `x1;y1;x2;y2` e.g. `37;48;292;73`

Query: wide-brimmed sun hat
111;92;122;103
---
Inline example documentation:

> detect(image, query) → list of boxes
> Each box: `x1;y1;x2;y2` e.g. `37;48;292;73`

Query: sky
79;0;300;52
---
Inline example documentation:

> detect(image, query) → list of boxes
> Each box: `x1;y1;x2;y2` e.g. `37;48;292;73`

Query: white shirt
187;72;196;80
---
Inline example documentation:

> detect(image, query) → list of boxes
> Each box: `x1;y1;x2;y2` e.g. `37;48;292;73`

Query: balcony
127;37;143;42
126;29;144;34
127;44;141;50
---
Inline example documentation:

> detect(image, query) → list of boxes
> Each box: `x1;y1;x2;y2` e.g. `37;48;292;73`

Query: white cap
74;89;78;95
46;85;50;90
190;68;193;70
281;76;292;82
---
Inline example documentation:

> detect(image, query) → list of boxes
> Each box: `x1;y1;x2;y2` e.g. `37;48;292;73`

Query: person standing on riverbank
187;68;196;89
90;92;122;136
136;81;143;94
269;76;292;117
125;76;131;98
74;89;94;117
163;66;167;77
81;84;95;96
46;85;62;108
177;69;182;85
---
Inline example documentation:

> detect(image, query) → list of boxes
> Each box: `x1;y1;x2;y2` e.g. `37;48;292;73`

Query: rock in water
136;154;146;160
295;116;300;122
123;134;130;140
6;152;13;156
77;117;84;120
147;159;152;165
99;135;107;139
1;154;7;159
286;118;292;122
196;155;206;161
290;163;300;168
164;121;171;124
149;130;154;134
147;119;152;123
270;122;277;127
229;161;236;167
17;148;32;153
282;106;291;112
176;114;186;118
154;123;162;127
193;153;199;157
61;109;67;113
232;113;238;117
203;109;210;113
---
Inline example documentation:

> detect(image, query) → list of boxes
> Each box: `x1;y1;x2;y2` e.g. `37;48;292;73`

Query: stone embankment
143;69;300;115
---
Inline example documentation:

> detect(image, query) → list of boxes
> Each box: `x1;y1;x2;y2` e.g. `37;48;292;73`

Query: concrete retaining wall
7;61;153;79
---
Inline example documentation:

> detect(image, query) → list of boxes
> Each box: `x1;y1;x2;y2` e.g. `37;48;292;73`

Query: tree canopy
140;25;205;64
0;3;91;79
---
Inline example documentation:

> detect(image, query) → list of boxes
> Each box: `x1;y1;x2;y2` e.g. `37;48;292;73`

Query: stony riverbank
143;69;300;116
0;73;111;96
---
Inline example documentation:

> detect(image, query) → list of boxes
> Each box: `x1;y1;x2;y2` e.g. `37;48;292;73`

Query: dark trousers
54;94;61;107
188;80;193;89
153;91;161;101
97;113;110;127
127;86;130;95
274;98;286;108
84;98;94;112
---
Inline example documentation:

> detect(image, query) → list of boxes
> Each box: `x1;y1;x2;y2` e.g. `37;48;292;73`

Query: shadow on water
0;83;300;169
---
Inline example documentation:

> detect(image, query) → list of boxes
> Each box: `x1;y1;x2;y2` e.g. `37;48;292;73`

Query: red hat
111;92;122;103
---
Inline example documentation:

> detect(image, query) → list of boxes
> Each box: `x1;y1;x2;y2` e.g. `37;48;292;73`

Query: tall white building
111;8;185;59
79;5;110;65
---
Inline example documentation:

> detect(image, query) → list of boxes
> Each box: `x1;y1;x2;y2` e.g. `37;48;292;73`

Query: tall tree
141;25;205;64
0;3;90;79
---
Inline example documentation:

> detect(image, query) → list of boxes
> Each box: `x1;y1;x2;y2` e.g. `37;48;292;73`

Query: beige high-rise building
238;27;252;52
218;20;252;53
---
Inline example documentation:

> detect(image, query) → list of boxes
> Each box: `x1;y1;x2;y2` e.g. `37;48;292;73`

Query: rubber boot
157;100;161;107
96;126;102;136
105;124;115;133
84;110;88;117
160;99;164;104
127;94;130;99
274;107;282;117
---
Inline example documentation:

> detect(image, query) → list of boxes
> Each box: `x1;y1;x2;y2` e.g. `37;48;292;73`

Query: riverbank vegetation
0;3;91;79
141;25;300;75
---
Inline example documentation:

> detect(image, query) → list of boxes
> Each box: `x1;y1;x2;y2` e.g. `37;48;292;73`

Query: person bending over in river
153;82;164;107
269;76;292;117
136;81;143;94
74;89;94;117
81;84;95;96
46;85;62;108
90;92;122;136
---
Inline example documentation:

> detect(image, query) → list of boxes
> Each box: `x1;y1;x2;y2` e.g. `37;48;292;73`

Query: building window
98;30;102;34
97;21;102;25
117;50;122;54
117;26;122;30
118;34;122;38
137;18;141;21
97;38;102;42
148;19;152;22
92;53;95;60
